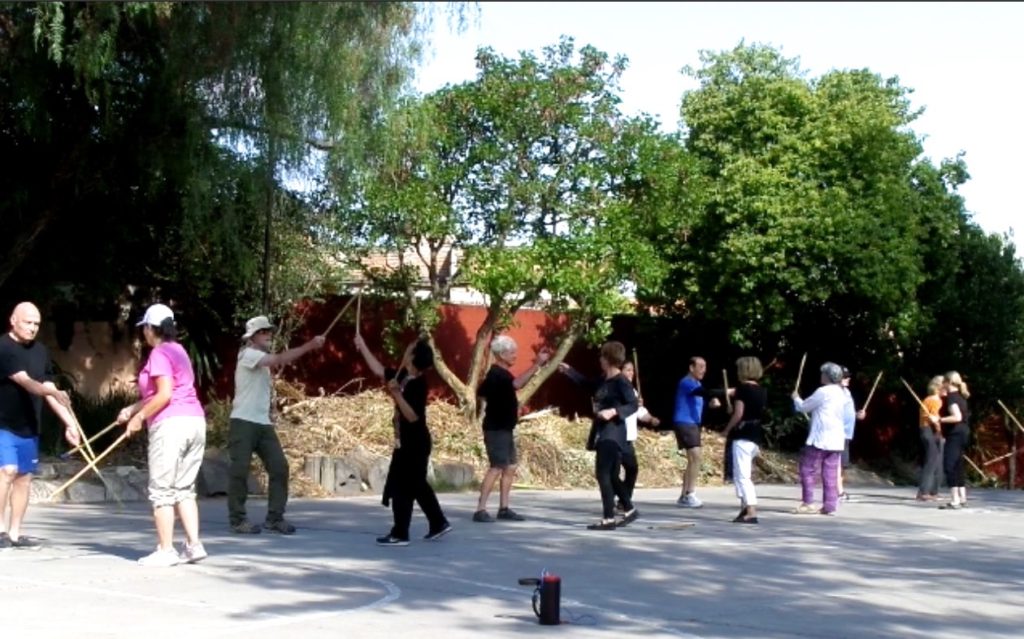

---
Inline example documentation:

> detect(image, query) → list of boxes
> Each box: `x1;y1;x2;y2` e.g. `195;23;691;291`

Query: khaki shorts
147;416;207;507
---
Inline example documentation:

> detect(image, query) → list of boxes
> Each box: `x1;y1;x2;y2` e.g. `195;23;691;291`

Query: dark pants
919;428;944;495
614;442;638;504
943;428;968;488
595;440;631;520
228;419;289;525
723;429;738;481
385;444;447;540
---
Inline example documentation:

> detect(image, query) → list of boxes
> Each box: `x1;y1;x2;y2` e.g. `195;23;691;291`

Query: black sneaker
376;535;409;546
496;507;525;521
263;519;296;535
586;519;617;530
230;520;262;535
617;508;639;527
0;532;11;550
424;523;453;541
472;510;494;523
11;536;42;550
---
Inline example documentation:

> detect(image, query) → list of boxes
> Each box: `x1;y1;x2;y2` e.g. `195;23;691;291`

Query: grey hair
820;362;844;384
490;335;518;357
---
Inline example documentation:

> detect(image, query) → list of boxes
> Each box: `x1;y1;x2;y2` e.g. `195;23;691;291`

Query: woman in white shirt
792;362;848;516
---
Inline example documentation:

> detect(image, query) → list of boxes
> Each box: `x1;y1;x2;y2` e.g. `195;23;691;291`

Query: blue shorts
0;429;39;474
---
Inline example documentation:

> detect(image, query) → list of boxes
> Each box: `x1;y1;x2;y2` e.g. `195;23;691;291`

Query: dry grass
202;379;799;497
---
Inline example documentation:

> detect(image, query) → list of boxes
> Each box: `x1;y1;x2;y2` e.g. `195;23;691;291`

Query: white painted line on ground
925;532;959;542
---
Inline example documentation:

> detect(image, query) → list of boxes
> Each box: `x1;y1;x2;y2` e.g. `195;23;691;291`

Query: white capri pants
732;438;760;506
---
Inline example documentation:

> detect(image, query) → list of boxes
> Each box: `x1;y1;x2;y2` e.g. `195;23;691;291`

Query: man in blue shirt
673;356;720;508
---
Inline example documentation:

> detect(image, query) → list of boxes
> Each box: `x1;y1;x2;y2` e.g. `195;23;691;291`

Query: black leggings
595;440;631;519
387;446;447;540
943;428;968;488
614;442;638;503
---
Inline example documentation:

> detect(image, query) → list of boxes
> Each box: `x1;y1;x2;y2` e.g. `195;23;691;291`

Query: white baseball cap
136;303;175;327
242;315;275;339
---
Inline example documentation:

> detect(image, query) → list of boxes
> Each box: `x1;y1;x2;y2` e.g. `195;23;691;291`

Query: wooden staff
68;413;123;507
794;352;807;394
982;449;1024;467
355;289;363;336
632;350;643;399
324;294;358;336
899;377;929;413
723;369;732;412
997;399;1024;437
963;453;990;482
49;432;130;502
61;420;120;459
862;371;884;411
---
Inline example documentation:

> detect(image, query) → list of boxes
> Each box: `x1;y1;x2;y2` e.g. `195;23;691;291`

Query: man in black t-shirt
472;335;550;523
0;302;79;549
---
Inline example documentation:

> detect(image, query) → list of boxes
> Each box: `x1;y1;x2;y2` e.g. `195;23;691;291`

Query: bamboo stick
863;371;884;411
997;399;1024;437
899;377;929;413
61;420;119;460
794;353;807;394
632;350;643;399
324;294;358;336
355;290;362;336
963;453;989;482
68;413;123;508
49;432;130;502
723;369;732;412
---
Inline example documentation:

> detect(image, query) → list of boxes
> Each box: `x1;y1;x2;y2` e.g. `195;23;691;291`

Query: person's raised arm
513;348;552;390
258;335;325;369
353;334;386;379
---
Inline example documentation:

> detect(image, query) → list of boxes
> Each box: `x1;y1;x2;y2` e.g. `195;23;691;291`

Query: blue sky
415;2;1023;254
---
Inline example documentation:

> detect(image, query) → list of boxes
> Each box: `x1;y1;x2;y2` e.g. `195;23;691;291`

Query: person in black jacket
354;334;450;546
565;341;639;530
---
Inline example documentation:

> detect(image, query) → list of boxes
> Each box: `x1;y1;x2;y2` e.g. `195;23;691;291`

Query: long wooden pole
632;350;643;399
355;289;363;336
963;453;989;482
997;399;1024;437
61;420;119;459
723;369;732;412
68;413;123;507
794;353;807;394
899;377;929;413
49;432;130;502
862;371;884;411
324;294;358;336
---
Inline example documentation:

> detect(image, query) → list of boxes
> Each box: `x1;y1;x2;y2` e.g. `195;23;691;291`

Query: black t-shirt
385;368;430;447
732;382;768;445
0;333;53;437
942;392;970;436
478;364;518;431
590;373;639;450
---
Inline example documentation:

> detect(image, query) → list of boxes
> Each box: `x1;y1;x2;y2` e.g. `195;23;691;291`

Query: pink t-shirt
138;342;205;426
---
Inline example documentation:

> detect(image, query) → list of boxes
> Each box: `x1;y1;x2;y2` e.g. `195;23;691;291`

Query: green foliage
349;37;672;407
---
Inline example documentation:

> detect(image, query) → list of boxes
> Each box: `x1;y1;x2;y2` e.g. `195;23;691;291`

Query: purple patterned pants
799;445;841;513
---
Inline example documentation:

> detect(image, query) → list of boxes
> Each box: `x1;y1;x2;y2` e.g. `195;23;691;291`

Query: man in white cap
0;302;79;549
228;316;325;534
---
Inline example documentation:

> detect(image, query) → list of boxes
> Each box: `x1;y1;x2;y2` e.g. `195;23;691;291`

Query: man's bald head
9;301;41;343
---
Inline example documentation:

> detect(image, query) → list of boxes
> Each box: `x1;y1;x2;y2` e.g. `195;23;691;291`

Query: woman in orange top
916;376;945;501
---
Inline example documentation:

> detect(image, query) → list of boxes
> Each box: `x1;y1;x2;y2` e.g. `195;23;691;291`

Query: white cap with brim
242;315;274;339
136;303;174;327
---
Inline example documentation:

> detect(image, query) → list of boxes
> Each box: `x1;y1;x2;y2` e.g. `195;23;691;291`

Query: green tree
0;2;446;375
346;37;670;418
666;43;930;361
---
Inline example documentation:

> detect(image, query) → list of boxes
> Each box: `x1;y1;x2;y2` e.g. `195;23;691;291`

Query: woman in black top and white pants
722;357;767;524
938;371;971;510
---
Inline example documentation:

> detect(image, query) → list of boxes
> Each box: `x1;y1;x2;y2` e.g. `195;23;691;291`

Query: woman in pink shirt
117;304;207;567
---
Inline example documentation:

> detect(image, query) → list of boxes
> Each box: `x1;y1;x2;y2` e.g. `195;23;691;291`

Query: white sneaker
138;548;181;567
179;542;208;564
677;493;704;508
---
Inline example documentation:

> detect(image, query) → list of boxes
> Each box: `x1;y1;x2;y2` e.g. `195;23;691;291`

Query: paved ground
4;483;1023;639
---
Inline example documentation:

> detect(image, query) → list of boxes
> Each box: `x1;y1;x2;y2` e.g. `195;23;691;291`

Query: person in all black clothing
578;341;639;530
937;371;971;510
354;334;451;546
721;356;767;524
